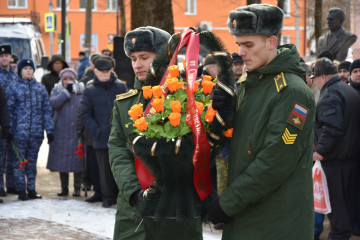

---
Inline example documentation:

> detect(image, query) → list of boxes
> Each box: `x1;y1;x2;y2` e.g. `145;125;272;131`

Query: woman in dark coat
47;68;85;197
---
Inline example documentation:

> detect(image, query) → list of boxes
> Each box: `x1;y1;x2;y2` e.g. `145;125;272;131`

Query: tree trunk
85;0;92;56
119;0;126;36
247;0;261;4
277;0;285;45
131;0;174;34
314;0;322;56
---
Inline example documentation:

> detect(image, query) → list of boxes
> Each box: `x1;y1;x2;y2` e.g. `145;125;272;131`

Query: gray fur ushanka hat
124;26;171;57
227;4;284;36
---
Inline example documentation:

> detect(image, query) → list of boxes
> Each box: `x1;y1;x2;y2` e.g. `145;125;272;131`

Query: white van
0;18;48;81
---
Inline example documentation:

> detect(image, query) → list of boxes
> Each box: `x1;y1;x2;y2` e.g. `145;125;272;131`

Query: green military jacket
108;78;146;240
220;45;315;240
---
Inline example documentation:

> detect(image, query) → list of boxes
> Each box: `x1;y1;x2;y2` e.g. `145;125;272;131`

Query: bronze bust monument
318;8;357;61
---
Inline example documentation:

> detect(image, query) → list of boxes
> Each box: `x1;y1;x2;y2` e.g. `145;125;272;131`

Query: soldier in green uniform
207;4;315;240
108;26;171;240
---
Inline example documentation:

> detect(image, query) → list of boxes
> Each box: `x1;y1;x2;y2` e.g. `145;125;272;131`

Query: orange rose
168;65;179;78
202;80;215;95
152;86;163;98
166;77;179;92
224;128;233;138
133;117;148;131
142;86;152;99
195;102;204;115
152;98;164;112
177;82;184;90
202;75;212;82
170;100;181;113
205;105;216;123
194;81;200;92
168;112;181;127
181;59;186;70
128;103;143;120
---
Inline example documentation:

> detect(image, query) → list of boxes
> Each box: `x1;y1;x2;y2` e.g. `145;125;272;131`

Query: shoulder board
236;74;247;84
116;89;139;101
274;72;287;93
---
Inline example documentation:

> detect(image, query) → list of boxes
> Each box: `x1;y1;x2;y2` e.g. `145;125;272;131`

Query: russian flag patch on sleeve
287;102;309;130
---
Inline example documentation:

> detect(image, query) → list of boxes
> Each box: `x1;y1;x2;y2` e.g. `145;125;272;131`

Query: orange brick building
0;0;307;60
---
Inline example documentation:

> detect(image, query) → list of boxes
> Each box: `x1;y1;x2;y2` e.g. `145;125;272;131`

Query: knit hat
124;26;171;57
309;57;338;79
227;4;284;36
0;44;11;55
350;59;360;74
338;61;351;72
18;59;35;73
59;68;77;80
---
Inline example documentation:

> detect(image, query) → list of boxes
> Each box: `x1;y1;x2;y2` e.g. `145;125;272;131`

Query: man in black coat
41;54;69;95
311;57;360;240
80;56;127;208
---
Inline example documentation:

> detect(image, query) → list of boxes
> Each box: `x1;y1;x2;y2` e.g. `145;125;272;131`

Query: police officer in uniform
108;26;171;240
0;43;18;196
207;4;315;240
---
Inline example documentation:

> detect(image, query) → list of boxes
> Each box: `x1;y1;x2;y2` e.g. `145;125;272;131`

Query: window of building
283;0;291;16
80;0;96;9
281;35;291;45
107;0;117;10
185;0;196;15
8;0;27;8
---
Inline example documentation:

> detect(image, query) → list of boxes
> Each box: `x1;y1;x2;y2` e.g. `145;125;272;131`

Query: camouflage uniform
6;77;54;192
0;66;17;191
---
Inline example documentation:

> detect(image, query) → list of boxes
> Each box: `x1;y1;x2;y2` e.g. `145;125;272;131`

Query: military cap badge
131;37;136;44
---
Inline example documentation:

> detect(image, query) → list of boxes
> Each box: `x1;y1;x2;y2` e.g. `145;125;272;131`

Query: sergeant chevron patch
282;128;297;145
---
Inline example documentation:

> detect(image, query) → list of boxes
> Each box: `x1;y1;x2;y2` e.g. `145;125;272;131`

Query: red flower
75;144;85;158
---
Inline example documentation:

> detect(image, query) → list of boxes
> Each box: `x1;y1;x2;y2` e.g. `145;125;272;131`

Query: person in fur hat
47;68;85;197
108;26;171;240
207;4;315;240
6;59;54;201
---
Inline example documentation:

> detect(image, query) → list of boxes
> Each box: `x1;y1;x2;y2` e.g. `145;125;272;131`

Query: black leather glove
212;88;228;110
47;133;54;144
207;196;232;224
129;189;143;206
66;83;73;93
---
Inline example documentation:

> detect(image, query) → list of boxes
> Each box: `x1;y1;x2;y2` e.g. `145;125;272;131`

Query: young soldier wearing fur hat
6;59;54;201
108;26;171;240
207;4;315;240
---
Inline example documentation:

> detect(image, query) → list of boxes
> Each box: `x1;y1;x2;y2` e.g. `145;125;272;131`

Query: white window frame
280;35;291;45
80;0;97;10
283;0;291;17
185;0;196;15
107;0;117;11
8;0;28;9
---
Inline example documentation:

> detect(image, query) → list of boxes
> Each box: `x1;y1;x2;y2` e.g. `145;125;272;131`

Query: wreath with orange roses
127;64;217;142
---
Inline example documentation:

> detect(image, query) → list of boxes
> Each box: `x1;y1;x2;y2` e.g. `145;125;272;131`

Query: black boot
57;187;69;196
28;190;42;199
85;193;103;203
72;188;81;197
58;172;69;196
0;189;6;196
7;187;17;194
18;191;29;201
0;198;3;203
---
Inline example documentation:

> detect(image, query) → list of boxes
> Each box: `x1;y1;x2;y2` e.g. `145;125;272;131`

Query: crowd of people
0;3;360;240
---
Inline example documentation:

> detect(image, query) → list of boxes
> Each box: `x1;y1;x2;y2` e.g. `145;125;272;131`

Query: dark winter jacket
6;77;54;141
47;80;85;173
314;76;360;162
77;56;90;79
80;75;127;149
41;71;61;96
79;68;95;85
349;78;360;95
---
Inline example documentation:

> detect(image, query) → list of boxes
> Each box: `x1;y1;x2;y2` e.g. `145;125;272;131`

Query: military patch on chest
287;102;309;130
282;128;297;144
